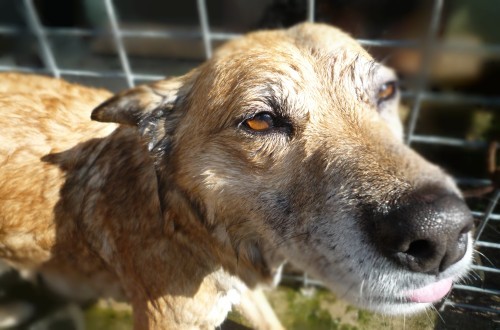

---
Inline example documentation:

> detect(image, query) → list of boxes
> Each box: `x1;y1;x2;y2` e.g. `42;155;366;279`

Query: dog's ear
91;73;196;152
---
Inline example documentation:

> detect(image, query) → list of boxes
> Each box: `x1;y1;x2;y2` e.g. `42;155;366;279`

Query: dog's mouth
403;277;453;303
352;277;455;314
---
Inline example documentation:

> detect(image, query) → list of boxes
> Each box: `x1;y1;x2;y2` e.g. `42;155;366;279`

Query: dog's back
0;73;120;295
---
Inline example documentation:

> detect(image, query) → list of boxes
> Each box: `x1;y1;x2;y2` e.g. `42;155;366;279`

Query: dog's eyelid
376;80;398;105
243;112;275;132
239;111;293;136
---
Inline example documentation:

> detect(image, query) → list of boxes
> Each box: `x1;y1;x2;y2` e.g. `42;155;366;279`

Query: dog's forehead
215;23;371;65
286;23;370;57
209;23;379;97
190;23;391;132
209;24;373;90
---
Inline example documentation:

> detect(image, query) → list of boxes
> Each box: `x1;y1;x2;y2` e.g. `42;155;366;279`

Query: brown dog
0;23;473;329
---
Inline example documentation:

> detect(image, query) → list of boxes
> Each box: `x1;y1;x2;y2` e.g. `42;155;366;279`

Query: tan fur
0;23;472;329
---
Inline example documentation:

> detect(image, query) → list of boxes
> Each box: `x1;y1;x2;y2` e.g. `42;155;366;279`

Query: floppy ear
91;72;196;152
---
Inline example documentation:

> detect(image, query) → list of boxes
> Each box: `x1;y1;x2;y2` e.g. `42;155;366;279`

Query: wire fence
0;0;498;323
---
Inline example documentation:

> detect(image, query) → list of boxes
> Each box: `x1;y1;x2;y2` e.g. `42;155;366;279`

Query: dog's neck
44;125;281;328
156;167;283;288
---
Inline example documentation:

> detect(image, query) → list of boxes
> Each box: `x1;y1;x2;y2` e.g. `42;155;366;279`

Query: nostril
460;221;474;235
405;240;435;260
373;188;473;274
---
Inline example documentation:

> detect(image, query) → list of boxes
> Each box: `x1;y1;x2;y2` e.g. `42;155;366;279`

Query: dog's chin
358;299;434;315
352;277;453;315
322;235;474;316
339;276;453;315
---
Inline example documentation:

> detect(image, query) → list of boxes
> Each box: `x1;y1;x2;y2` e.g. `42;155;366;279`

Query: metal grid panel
0;0;498;319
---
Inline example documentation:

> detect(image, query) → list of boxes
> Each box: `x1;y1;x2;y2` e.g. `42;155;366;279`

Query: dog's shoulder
0;73;117;152
0;73;126;265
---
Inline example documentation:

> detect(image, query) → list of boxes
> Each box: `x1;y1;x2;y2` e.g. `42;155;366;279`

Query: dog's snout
375;187;473;274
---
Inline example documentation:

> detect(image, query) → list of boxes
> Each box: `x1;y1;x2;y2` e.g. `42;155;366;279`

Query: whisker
431;304;445;325
474;250;494;267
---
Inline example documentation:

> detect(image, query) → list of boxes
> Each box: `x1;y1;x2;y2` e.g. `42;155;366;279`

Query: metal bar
307;0;315;23
58;68;128;78
419;92;500;107
410;134;500;148
120;29;199;39
281;274;325;287
409;135;487;148
119;73;165;81
106;29;199;39
0;65;164;81
475;189;500;240
453;284;500;296
120;28;200;39
442;301;500;314
210;31;241;41
405;0;444;145
196;0;212;59
358;39;419;48
41;27;98;37
472;211;500;221
3;23;500;55
0;24;238;41
103;0;134;88
471;265;500;274
22;0;60;78
457;178;492;186
60;69;165;81
475;241;500;249
362;39;500;55
0;65;46;74
0;26;21;34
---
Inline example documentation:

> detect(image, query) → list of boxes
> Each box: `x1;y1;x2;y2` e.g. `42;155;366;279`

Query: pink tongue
407;278;453;303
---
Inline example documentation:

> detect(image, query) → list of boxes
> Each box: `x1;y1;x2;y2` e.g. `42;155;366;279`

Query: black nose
374;187;474;274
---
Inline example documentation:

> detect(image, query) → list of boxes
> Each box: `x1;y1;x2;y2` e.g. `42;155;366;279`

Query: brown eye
377;81;397;103
244;113;275;132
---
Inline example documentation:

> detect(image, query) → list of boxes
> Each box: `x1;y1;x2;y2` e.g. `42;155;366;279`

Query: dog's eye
243;113;275;132
377;81;397;103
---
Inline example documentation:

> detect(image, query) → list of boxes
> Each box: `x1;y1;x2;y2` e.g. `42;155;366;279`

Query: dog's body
0;23;473;329
0;73;268;329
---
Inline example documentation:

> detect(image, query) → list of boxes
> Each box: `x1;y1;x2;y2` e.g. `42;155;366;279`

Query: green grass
84;302;132;330
82;287;440;330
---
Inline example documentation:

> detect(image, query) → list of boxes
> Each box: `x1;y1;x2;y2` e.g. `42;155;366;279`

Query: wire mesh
0;0;498;322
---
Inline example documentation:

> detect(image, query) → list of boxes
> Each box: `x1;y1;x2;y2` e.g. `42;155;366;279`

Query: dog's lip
403;277;453;303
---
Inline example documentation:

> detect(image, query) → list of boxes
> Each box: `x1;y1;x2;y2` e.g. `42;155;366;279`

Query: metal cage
0;0;498;326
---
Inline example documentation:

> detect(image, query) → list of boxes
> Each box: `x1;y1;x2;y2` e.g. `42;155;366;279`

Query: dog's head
92;23;473;315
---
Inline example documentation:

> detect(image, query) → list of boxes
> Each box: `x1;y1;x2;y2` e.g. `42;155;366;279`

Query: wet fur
0;23;472;329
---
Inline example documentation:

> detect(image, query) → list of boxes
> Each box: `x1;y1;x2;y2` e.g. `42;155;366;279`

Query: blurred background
0;0;499;329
